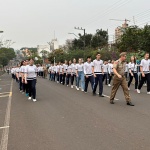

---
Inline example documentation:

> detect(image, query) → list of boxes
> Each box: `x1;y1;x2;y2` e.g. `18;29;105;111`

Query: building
50;39;59;51
37;45;51;57
115;21;129;42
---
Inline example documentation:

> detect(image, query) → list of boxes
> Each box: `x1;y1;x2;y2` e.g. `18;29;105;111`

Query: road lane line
0;79;13;150
0;95;10;98
0;126;9;130
103;94;119;101
0;85;11;87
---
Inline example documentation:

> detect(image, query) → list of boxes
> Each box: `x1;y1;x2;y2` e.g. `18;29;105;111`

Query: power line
83;0;132;27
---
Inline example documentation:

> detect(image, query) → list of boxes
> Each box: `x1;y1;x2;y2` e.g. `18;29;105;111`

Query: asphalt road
0;73;150;150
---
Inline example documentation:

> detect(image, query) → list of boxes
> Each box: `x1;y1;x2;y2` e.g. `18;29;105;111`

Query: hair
96;52;100;55
130;56;136;64
144;52;149;56
87;56;91;59
28;58;34;61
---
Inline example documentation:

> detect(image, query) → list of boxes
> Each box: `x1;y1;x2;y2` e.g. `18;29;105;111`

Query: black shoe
99;95;104;97
93;92;96;96
110;101;114;104
127;102;134;106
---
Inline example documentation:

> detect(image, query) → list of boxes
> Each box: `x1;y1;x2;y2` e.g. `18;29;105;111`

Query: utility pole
74;27;85;50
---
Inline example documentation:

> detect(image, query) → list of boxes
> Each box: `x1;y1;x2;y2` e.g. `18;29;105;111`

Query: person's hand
142;73;145;77
117;74;122;78
25;80;27;84
86;75;89;78
76;74;78;77
131;73;134;76
94;74;96;78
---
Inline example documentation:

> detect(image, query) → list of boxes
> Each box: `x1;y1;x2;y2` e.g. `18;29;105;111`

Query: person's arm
140;60;145;77
76;65;78;77
113;61;122;78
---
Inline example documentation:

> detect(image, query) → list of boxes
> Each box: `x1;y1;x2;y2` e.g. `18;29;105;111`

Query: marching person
108;60;114;87
110;52;134;106
24;58;37;102
92;52;104;97
128;56;138;91
76;58;85;91
66;60;72;86
137;52;150;94
102;61;108;85
84;56;94;93
63;60;68;85
71;58;77;89
59;62;64;84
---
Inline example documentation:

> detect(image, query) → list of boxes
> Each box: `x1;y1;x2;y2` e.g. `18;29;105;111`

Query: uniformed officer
110;52;134;106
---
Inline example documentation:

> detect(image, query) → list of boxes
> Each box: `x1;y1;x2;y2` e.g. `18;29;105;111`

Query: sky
0;0;150;49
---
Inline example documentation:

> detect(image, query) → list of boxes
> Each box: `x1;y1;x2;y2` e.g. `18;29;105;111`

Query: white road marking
103;94;119;101
0;126;9;130
0;95;10;98
0;92;10;95
0;84;11;87
0;79;13;150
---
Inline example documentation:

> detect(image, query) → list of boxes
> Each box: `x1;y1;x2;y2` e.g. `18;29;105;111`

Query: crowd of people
10;52;150;105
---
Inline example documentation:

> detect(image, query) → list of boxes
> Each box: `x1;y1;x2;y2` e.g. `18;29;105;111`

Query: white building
50;39;59;51
37;45;51;57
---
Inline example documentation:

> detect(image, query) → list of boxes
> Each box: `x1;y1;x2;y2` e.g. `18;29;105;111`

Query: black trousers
102;73;108;85
71;74;77;86
56;73;59;82
19;77;22;91
66;74;71;85
128;73;138;89
108;73;113;84
138;73;150;92
62;73;66;85
59;74;63;83
28;79;36;99
93;74;103;95
85;76;94;92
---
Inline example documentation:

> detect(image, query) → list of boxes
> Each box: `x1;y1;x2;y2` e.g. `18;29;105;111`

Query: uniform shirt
11;68;14;74
128;62;137;72
67;65;72;74
125;64;129;73
63;64;68;73
108;63;113;74
113;59;126;76
20;66;26;73
59;65;64;73
92;59;103;74
24;65;37;80
48;66;52;73
84;62;93;76
103;64;108;73
140;59;150;74
76;64;84;72
56;65;60;73
71;63;76;74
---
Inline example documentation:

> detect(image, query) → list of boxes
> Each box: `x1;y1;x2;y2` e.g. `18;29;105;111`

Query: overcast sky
0;0;150;49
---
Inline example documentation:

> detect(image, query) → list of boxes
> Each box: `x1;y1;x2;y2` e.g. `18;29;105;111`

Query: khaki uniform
110;59;131;102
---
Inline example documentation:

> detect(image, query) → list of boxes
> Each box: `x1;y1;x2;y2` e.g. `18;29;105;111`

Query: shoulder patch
114;61;118;65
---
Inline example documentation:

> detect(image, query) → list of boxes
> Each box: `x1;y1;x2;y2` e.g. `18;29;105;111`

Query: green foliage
117;25;150;53
72;29;108;50
48;48;119;63
0;47;16;66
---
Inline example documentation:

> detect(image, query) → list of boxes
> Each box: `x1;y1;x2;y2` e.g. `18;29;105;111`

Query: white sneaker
71;85;73;88
108;84;111;87
81;89;84;92
28;97;32;100
147;92;150;95
144;84;147;87
128;88;130;91
22;92;25;94
67;85;69;87
76;86;77;89
57;81;59;83
33;99;37;102
77;88;79;91
137;89;141;94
